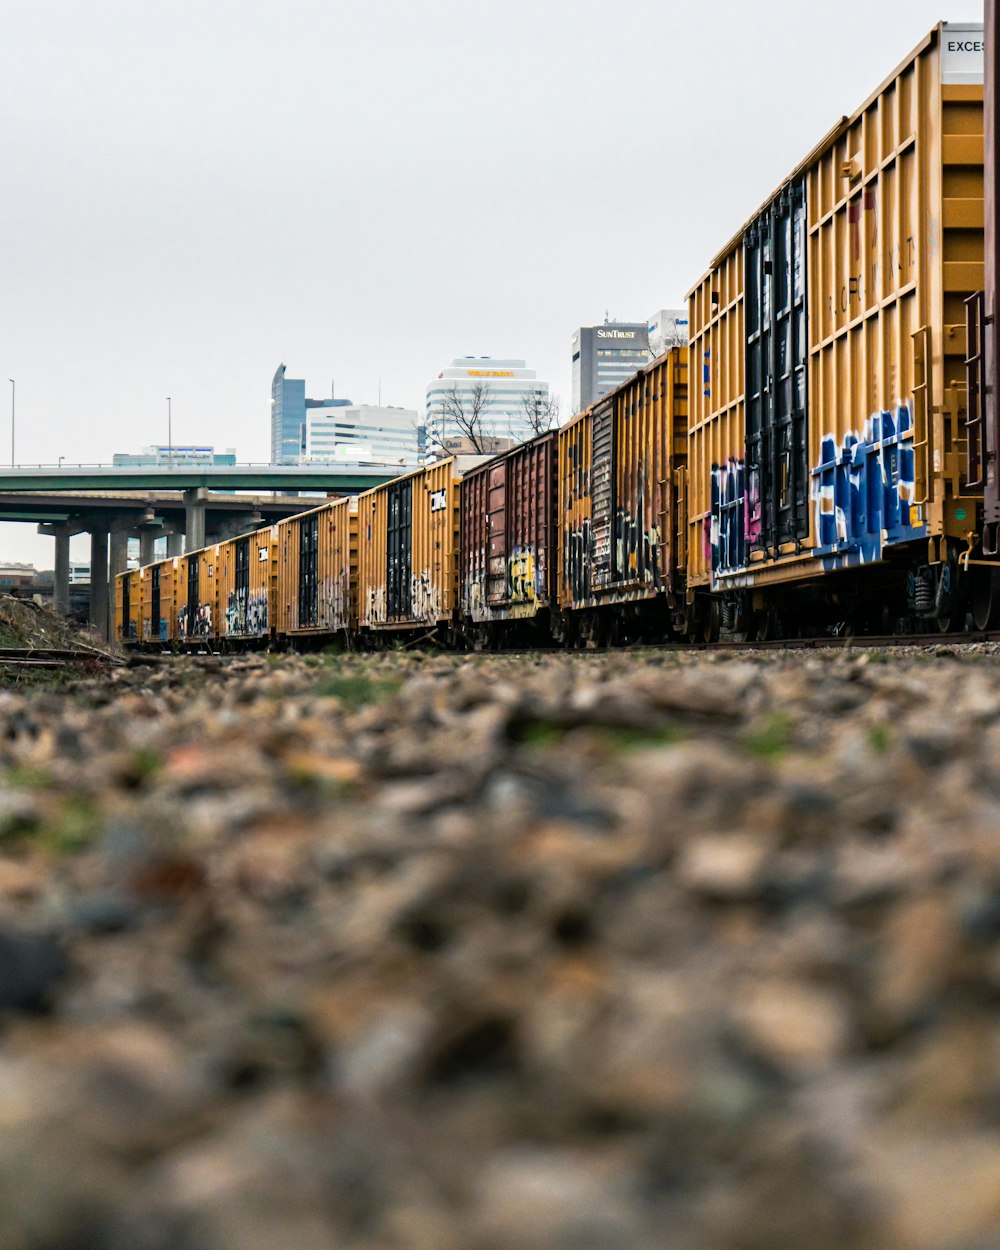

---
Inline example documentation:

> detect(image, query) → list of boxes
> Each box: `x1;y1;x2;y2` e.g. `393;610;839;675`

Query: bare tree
521;390;561;436
426;381;494;455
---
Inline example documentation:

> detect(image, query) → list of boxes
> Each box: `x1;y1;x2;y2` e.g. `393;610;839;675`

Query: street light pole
8;379;13;468
166;396;172;471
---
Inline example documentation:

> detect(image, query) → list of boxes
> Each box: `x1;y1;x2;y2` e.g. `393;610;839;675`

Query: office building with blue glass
271;364;352;464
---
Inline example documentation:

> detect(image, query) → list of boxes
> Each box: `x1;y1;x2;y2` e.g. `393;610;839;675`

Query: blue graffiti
708;458;753;575
811;403;923;568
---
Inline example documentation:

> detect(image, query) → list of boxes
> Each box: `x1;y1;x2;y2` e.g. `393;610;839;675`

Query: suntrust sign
596;329;644;343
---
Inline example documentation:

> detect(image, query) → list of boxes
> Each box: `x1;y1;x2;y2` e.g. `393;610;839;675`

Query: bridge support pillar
184;488;208;553
108;528;129;641
89;529;109;641
167;532;184;558
52;525;71;616
139;529;157;566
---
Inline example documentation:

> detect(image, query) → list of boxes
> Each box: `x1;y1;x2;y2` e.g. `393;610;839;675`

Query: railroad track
682;630;1000;653
120;631;1000;665
0;647;122;668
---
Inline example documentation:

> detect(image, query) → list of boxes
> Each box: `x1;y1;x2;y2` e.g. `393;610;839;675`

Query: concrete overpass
0;464;397;492
0;463;402;639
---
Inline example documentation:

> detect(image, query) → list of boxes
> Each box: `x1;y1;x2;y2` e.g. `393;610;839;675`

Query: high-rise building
425;358;550;451
302;404;420;466
571;322;650;414
271;364;351;464
647;308;690;357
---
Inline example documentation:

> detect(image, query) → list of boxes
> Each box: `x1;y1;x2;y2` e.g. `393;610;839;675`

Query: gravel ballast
0;646;998;1250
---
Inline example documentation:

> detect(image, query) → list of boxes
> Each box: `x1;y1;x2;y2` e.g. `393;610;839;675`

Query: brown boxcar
215;526;275;643
174;547;219;642
459;431;558;639
965;0;1000;625
557;349;689;641
688;22;985;635
274;498;357;639
359;459;481;631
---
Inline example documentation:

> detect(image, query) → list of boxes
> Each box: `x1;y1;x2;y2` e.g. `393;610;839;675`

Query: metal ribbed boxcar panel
216;526;274;640
460;461;490;619
316;498;357;633
175;549;218;640
687;23;983;594
117;569;142;643
275;499;356;636
460;432;558;624
411;459;462;625
808;39;982;571
143;559;174;642
589;398;614;591
559;349;688;612
558;411;592;607
687;249;746;589
359;461;464;630
984;2;1000;550
612;353;687;593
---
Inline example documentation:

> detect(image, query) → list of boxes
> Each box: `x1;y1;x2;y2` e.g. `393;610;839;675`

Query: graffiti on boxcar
466;578;487;621
178;603;213;637
365;586;386;627
613;475;661;587
812;403;922;568
707;459;750;575
411;571;441;623
226;589;268;636
563;521;591;602
508;546;540;604
318;574;350;630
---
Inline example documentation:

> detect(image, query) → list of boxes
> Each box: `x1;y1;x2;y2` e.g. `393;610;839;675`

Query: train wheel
751;608;780;642
971;567;1000;631
700;600;720;644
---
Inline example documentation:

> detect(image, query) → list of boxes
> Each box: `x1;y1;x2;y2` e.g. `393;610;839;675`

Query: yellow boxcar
274;498;357;639
145;557;177;642
216;526;275;643
358;460;473;630
687;22;984;631
557;350;689;638
116;568;143;643
174;547;219;642
116;561;176;644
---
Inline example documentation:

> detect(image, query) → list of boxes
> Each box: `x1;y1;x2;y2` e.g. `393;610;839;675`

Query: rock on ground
0;644;998;1250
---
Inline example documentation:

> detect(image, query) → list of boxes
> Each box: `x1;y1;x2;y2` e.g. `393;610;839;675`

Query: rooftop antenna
378;375;382;407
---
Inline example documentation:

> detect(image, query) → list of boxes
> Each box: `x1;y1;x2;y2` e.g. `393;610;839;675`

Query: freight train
117;21;1000;649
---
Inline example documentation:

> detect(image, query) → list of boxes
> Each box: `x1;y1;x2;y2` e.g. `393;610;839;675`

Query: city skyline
1;0;984;566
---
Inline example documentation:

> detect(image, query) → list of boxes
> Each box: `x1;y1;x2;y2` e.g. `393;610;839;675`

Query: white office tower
301;404;420;466
425;358;550;451
647;308;690;357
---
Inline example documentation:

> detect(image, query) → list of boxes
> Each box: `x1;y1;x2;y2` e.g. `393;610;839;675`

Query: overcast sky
0;0;985;565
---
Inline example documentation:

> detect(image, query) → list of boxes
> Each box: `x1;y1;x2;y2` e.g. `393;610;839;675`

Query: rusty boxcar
275;498;357;640
557;349;689;642
459;432;558;642
966;0;1000;626
358;458;483;632
215;526;275;643
689;22;985;638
